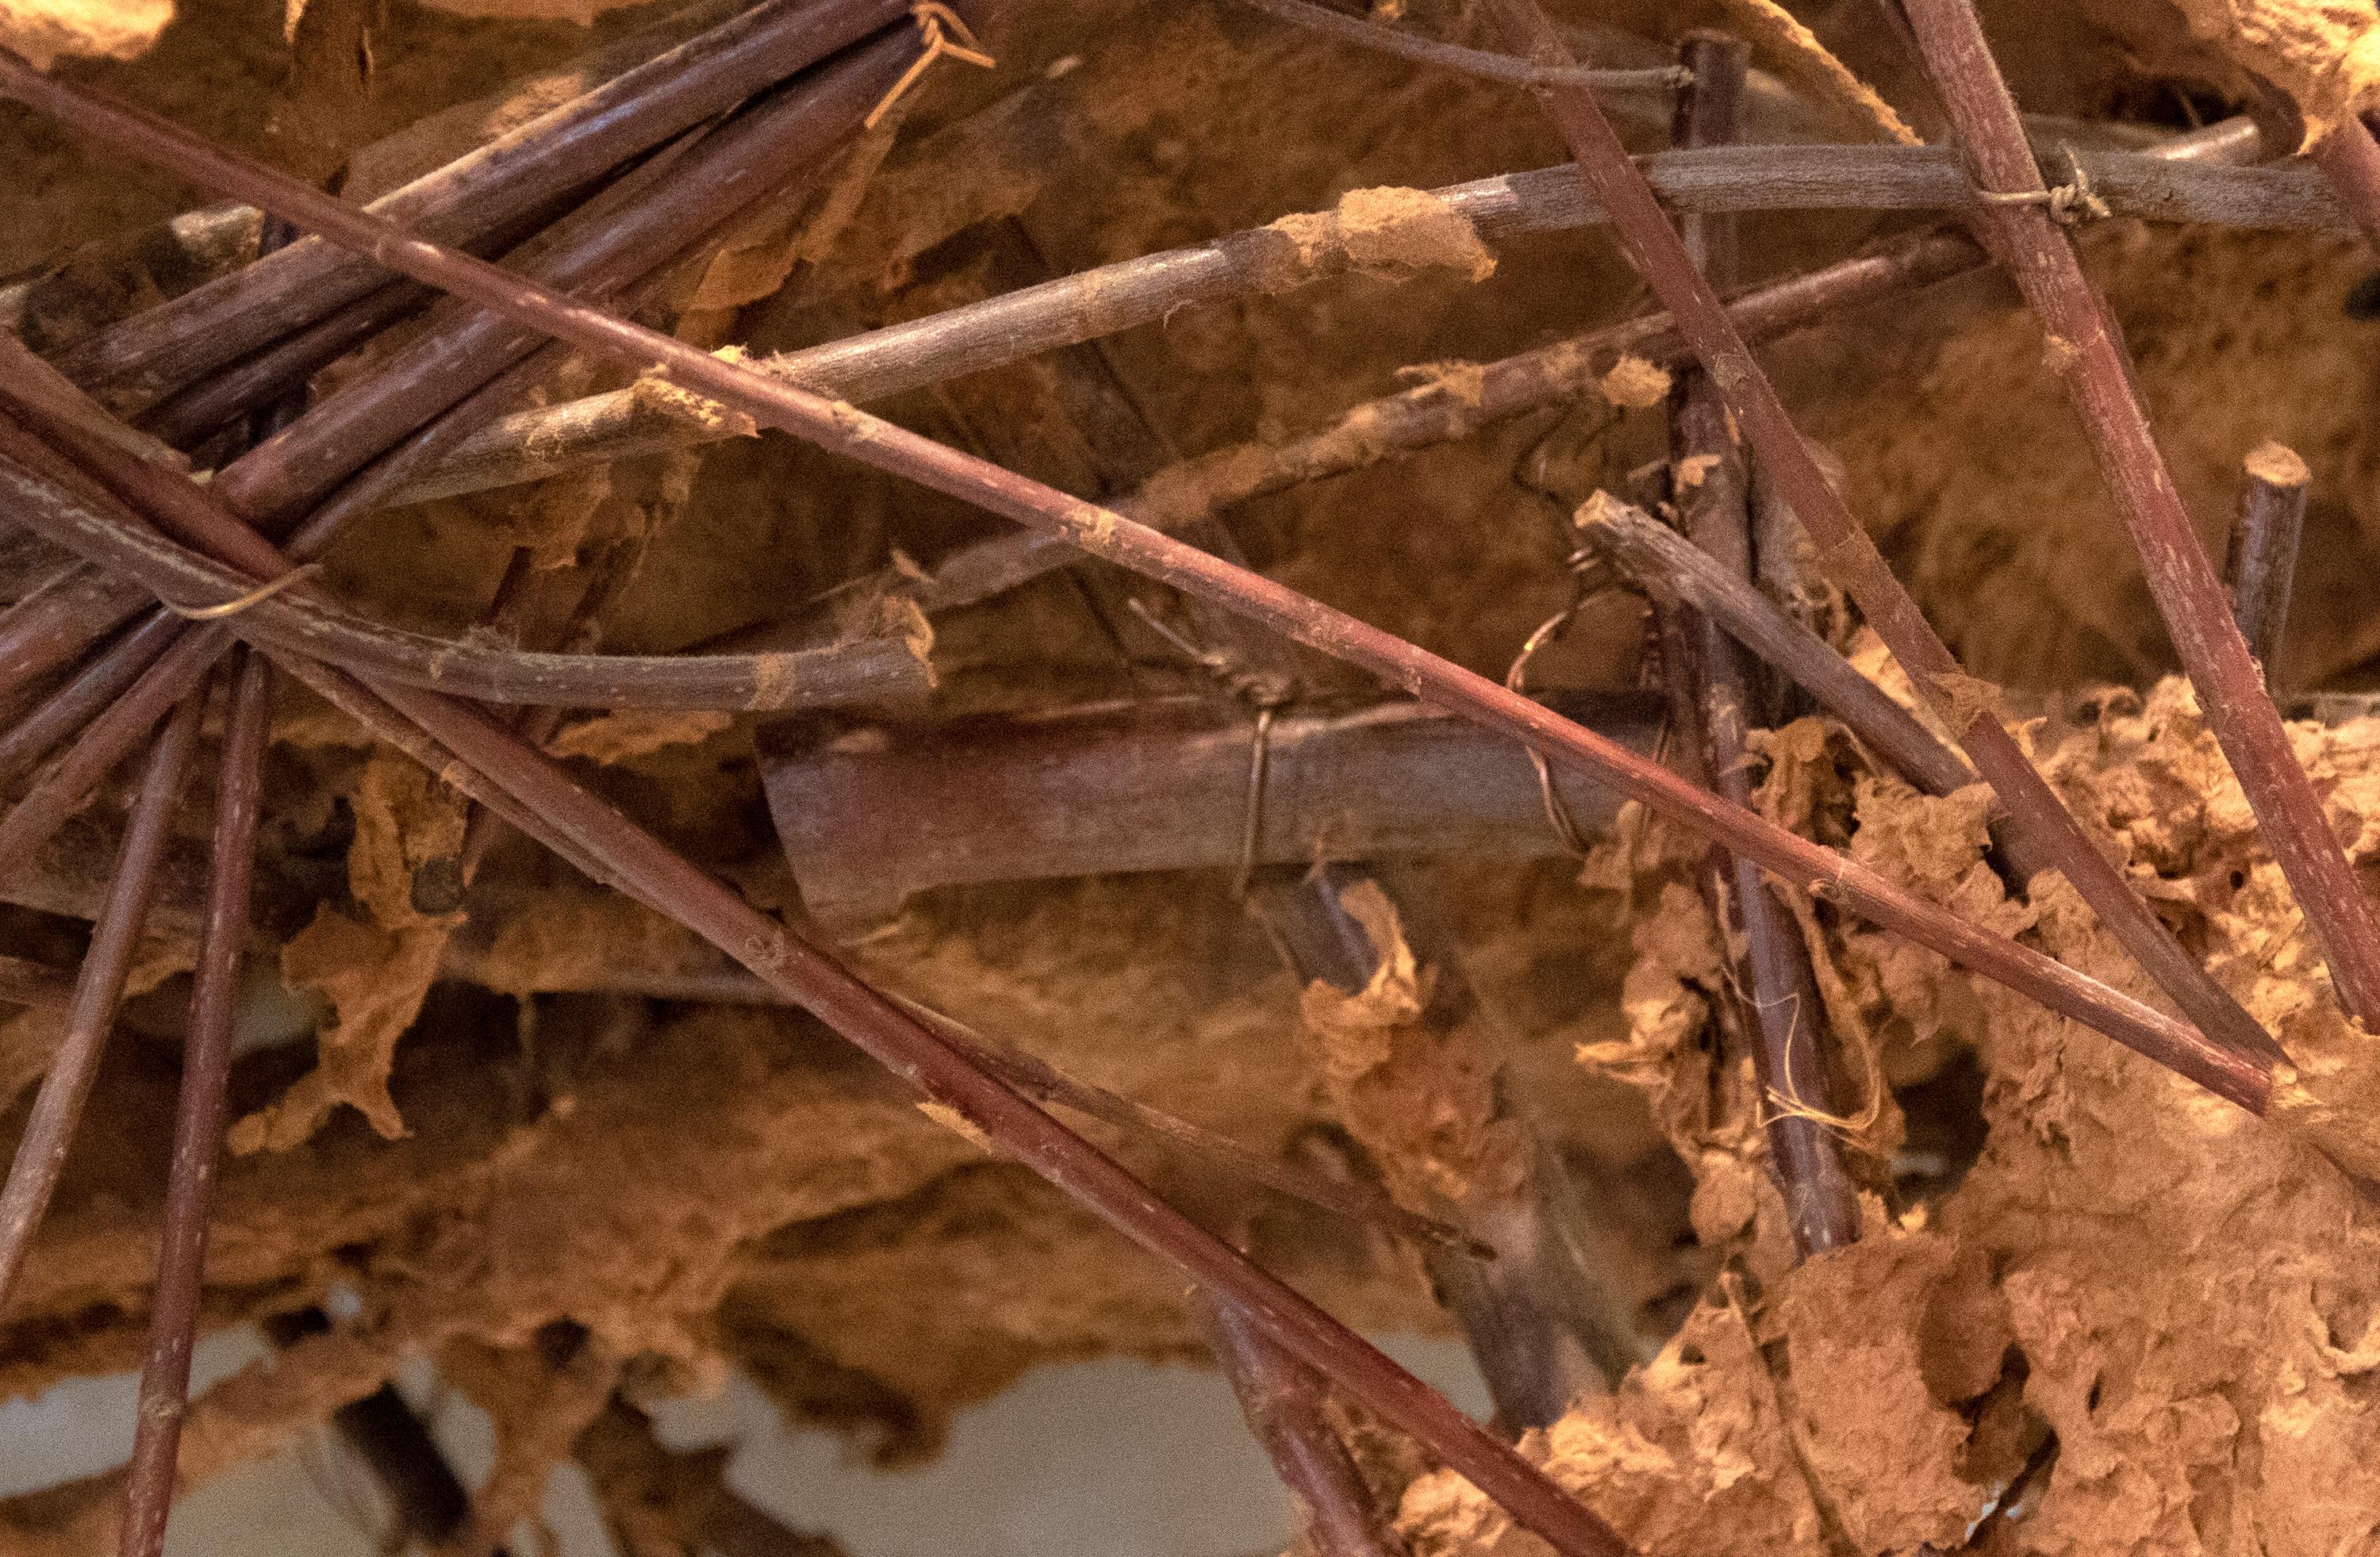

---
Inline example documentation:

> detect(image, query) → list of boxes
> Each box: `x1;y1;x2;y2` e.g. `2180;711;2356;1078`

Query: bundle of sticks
0;1;2370;1553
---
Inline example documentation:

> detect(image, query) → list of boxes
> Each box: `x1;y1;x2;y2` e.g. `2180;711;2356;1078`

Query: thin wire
1230;0;1687;94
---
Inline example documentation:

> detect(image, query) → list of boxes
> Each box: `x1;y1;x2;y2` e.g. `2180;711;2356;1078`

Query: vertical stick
0;691;205;1313
2225;441;2309;677
1664;29;1862;1257
117;650;272;1557
1893;0;2380;1033
1458;0;2281;1069
2313;113;2380;255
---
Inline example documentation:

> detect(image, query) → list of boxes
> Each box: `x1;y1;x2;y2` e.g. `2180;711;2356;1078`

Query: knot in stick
867;2;998;130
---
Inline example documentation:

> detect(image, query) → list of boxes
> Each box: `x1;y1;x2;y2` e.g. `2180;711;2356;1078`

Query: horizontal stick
2;35;2270;1110
0;438;931;712
762;693;1660;920
53;0;909;408
731;232;1984;650
383;130;2289;505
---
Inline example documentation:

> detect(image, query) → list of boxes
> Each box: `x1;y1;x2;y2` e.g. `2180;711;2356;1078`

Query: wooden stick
54;0;911;408
0;52;2276;1102
1464;0;2281;1071
1230;0;1681;94
1662;29;1861;1258
1893;0;2380;1031
2312;112;2380;254
1197;1293;1407;1557
2;410;1636;1557
0;29;920;722
903;997;1488;1258
215;31;915;530
2226;441;2310;677
118;650;271;1557
725;231;1986;655
924;228;1642;1413
0;691;203;1314
382;130;2304;505
1580;497;1971;798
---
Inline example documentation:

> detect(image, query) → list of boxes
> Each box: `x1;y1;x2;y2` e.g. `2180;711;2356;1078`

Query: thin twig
119;650;271;1557
0;27;927;711
1580;497;1971;798
898;995;1491;1259
2;413;1634;1557
383;128;2297;506
55;0;912;409
1230;0;1683;94
0;56;2271;1114
1463;0;2282;1070
0;690;204;1313
1892;0;2380;1032
1197;1293;1407;1557
2226;441;2310;678
1661;29;1861;1259
737;230;1987;654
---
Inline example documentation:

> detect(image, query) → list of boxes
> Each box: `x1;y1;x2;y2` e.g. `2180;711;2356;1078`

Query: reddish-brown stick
0;51;2271;1112
56;0;911;408
1197;1293;1407;1557
0;414;1637;1557
0;26;921;719
1661;29;1861;1257
1890;0;2380;1031
0;690;205;1314
1454;0;2280;1069
118;649;271;1557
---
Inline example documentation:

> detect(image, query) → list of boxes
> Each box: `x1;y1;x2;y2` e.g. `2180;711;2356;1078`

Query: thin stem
0;623;226;890
898;998;1489;1257
1230;0;1682;94
1198;1293;1406;1557
1894;0;2380;1031
1;403;1632;1556
737;231;1985;651
1580;497;1972;799
1461;0;2281;1070
382;131;2300;507
56;0;912;408
119;650;271;1557
0;407;931;713
2226;441;2310;677
0;605;181;788
0;59;2271;1113
1663;28;1861;1258
0;689;204;1314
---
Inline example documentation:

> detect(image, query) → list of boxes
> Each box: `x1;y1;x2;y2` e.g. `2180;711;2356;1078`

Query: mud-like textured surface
9;0;2380;1552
